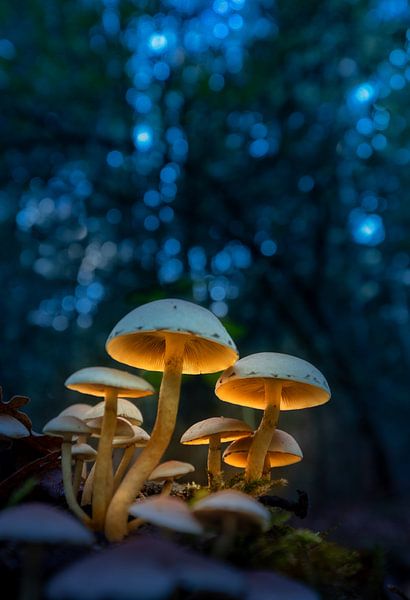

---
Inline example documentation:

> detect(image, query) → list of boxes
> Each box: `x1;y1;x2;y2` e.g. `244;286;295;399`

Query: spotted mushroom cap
215;352;330;410
180;416;253;446
149;460;195;482
0;415;30;439
43;415;91;439
0;502;94;545
85;398;143;426
193;490;270;531
106;299;238;375
223;430;303;468
65;367;154;399
129;496;203;535
58;403;94;419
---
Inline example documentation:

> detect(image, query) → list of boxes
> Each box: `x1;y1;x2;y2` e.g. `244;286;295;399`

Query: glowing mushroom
148;460;195;496
223;430;303;478
180;416;252;488
72;443;97;496
85;398;143;426
43;415;92;525
104;298;238;542
215;353;330;482
65;366;154;530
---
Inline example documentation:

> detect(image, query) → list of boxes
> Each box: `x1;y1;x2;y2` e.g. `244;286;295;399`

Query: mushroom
43;415;92;524
81;419;150;505
0;502;93;600
104;298;238;541
46;536;176;600
148;460;195;496
180;416;253;488
65;366;154;530
128;496;203;535
85;398;143;426
193;489;270;556
215;353;330;482
0;414;30;440
223;430;303;479
72;443;97;496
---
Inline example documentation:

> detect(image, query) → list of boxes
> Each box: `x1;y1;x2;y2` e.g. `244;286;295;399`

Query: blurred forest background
0;0;409;575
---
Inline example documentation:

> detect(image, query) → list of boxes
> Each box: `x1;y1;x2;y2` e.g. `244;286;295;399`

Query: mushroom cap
0;502;94;545
245;571;319;600
85;398;143;426
129;496;203;535
216;352;330;410
223;430;303;468
43;415;91;438
149;460;195;482
46;537;176;600
87;417;149;447
0;414;30;439
58;403;94;419
180;416;253;445
193;490;270;531
106;299;238;375
72;443;97;461
65;367;154;399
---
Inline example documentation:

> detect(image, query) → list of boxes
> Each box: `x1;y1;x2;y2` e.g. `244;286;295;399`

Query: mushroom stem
19;543;43;600
245;380;281;482
81;462;95;506
113;445;136;491
262;454;271;479
161;480;173;496
92;389;118;530
127;517;144;533
61;442;91;525
207;434;222;489
72;459;84;497
105;334;185;542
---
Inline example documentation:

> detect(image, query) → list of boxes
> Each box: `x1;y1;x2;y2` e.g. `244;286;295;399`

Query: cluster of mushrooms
42;298;331;542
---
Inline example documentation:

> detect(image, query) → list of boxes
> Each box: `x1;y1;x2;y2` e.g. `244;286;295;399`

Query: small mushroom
72;443;97;496
0;414;30;440
65;366;154;530
85;398;143;426
180;416;252;488
129;496;203;535
148;460;195;496
193;489;270;556
0;502;93;600
104;298;238;541
215;353;330;481
43;416;92;524
223;429;303;479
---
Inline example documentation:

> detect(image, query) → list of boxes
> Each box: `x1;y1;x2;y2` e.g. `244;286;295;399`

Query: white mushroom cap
180;416;252;445
0;502;94;545
87;416;149;447
0;415;30;439
216;352;330;410
129;496;203;535
193;490;270;531
58;403;94;419
223;430;303;468
245;571;319;600
72;443;97;461
65;367;154;399
85;398;143;426
106;299;238;375
149;460;195;482
43;415;91;439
